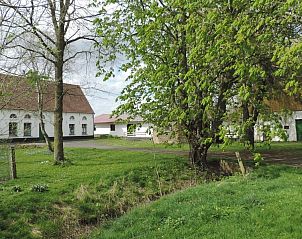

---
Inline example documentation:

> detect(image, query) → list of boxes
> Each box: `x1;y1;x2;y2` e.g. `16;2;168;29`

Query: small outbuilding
255;96;302;142
94;114;152;138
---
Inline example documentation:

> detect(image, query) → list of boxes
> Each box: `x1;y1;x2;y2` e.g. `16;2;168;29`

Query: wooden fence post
235;151;246;176
9;146;17;179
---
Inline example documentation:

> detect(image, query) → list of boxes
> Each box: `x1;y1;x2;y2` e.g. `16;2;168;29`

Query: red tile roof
0;74;94;114
264;94;302;112
94;114;143;123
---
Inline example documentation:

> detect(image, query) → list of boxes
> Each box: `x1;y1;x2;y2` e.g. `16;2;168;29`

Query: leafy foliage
95;0;302;167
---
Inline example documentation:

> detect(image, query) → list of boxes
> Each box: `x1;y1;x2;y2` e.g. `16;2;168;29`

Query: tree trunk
39;108;53;153
189;142;209;171
53;18;66;164
40;121;53;152
242;103;258;150
54;63;64;163
37;82;53;152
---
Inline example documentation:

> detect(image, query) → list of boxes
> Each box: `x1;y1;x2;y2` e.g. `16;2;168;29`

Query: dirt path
64;140;302;167
16;139;302;167
208;151;302;167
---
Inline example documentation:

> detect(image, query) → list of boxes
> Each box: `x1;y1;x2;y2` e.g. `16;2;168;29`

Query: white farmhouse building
254;97;302;142
94;114;152;138
0;74;94;141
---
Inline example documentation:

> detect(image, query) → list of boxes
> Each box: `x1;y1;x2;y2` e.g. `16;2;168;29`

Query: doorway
127;124;136;136
295;119;302;141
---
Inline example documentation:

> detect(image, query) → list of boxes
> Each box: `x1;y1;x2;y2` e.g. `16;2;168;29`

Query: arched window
82;116;87;121
10;114;17;119
70;116;75;120
24;114;31;119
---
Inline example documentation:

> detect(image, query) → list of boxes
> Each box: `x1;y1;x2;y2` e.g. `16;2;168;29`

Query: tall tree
226;0;302;149
26;70;54;152
96;0;236;170
95;0;302;169
0;0;98;163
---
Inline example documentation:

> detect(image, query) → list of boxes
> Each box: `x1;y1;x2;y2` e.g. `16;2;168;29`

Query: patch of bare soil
209;151;302;167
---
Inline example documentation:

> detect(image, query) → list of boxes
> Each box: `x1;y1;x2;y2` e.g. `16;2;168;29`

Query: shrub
31;184;49;193
253;153;264;167
11;185;22;192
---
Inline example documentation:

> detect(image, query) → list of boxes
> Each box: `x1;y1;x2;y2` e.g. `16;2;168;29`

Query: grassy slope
90;165;302;239
1;141;302;238
0;147;195;239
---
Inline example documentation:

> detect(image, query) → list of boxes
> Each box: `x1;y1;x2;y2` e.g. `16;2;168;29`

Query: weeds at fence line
0;140;10;181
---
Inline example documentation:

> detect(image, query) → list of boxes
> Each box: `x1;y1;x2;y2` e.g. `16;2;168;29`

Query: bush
31;184;49;193
253;153;264;167
11;185;22;192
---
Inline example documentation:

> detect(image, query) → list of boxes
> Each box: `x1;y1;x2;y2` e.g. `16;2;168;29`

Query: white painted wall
254;111;302;142
95;122;153;138
0;109;94;139
94;123;111;135
94;111;302;141
284;111;302;141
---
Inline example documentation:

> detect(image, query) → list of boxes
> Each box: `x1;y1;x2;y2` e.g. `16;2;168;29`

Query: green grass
94;137;302;154
0;147;197;239
0;145;10;181
1;141;302;238
211;141;302;153
89;165;302;239
94;136;188;150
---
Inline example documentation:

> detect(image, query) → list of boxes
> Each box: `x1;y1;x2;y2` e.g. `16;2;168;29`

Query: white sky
0;1;126;116
62;32;130;116
64;51;128;116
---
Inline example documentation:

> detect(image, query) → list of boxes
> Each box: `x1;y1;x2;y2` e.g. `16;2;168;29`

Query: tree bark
54;62;64;163
53;6;66;164
189;142;210;171
37;82;53;152
53;26;65;163
242;103;258;150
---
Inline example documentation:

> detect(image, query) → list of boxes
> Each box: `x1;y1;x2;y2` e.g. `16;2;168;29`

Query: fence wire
0;142;10;181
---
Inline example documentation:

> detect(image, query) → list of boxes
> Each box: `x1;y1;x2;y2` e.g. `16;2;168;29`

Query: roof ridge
0;74;94;114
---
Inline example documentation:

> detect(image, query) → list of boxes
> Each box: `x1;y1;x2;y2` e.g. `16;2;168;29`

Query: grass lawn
94;136;302;155
1;142;302;239
0;147;197;239
90;165;302;239
211;141;302;153
94;136;188;150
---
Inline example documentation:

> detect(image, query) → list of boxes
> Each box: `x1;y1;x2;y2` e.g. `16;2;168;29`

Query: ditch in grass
0;147;203;239
1;143;301;238
89;165;302;239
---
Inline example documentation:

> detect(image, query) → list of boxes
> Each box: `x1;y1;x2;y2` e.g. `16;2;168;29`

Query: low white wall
282;111;302;141
94;111;302;142
94;123;111;135
0;109;94;139
95;122;153;138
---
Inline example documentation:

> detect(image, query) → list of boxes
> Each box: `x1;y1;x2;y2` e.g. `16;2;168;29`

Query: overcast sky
64;47;128;116
0;1;125;116
63;2;129;117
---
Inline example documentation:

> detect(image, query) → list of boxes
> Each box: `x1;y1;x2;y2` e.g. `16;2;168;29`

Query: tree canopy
95;0;302;169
